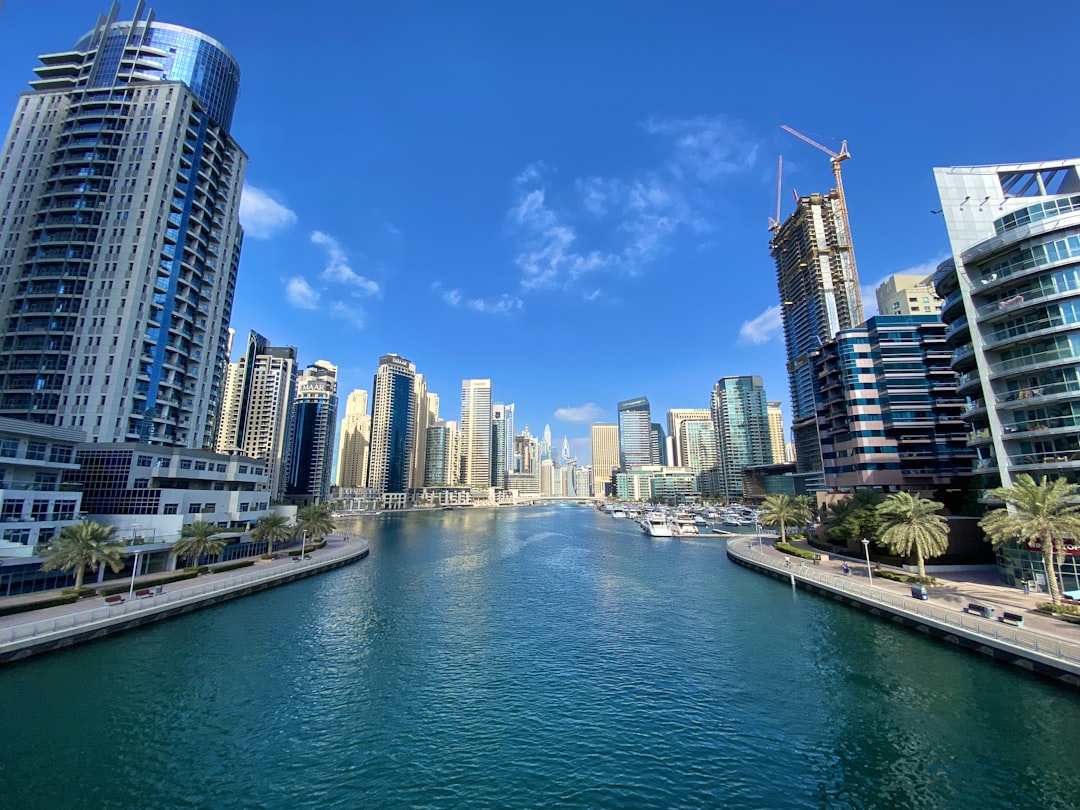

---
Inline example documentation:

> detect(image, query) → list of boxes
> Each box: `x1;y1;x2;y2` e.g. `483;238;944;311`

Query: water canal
2;504;1077;808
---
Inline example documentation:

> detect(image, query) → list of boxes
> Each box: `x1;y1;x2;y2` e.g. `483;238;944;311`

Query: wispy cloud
285;276;319;310
642;115;759;182
239;184;297;239
554;403;604;423
738;304;784;345
330;301;366;330
433;282;522;314
311;231;381;296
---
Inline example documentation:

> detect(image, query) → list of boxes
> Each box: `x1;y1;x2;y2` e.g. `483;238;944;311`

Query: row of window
0;437;74;463
160;501;268;514
0;498;77;521
133;453;261;476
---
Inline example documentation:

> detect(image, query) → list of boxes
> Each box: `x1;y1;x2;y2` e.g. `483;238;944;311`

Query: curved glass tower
0;4;246;447
934;160;1080;488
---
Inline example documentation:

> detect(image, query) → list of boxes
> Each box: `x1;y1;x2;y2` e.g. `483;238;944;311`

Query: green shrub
1037;602;1080;617
0;593;79;617
60;587;97;598
182;565;209;574
209;559;256;573
774;541;817;560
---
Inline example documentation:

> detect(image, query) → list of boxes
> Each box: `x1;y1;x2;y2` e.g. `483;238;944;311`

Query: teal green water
2;504;1078;808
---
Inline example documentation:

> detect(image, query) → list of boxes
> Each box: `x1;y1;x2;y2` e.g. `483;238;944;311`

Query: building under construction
771;188;863;473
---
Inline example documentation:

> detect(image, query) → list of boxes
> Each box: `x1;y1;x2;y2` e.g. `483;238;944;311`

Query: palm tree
173;520;227;569
40;519;126;592
825;490;883;545
250;512;292;557
875;492;949;578
980;474;1080;606
759;493;814;544
294;504;336;548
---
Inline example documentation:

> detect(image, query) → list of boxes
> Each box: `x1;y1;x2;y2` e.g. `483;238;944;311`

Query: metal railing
729;540;1080;667
0;540;368;650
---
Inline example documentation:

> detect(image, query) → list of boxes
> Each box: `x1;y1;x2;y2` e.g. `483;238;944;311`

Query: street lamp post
861;538;873;583
756;520;761;550
127;549;141;602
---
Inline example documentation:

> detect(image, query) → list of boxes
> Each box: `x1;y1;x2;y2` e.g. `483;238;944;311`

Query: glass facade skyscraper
0;6;246;447
286;361;338;504
617;397;652;470
368;355;417;494
710;376;773;500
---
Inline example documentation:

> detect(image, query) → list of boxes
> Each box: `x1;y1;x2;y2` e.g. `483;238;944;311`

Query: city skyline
4;1;1080;463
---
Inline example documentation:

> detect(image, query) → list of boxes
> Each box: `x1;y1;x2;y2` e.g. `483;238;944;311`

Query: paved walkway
0;534;361;635
746;535;1079;643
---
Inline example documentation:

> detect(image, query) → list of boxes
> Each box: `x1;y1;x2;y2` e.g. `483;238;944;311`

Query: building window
133;478;149;489
3;528;31;546
0;438;18;458
34;473;57;489
26;441;47;461
202;503;216;513
194;461;206;471
188;503;202;514
31;500;49;520
49;445;73;464
156;458;170;468
136;455;152;467
239;502;249;512
215;463;226;473
51;501;76;521
180;459;192;470
2;499;25;521
163;503;179;515
238;465;248;474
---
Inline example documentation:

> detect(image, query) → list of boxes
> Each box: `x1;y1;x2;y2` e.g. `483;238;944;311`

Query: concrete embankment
0;538;369;664
727;538;1080;689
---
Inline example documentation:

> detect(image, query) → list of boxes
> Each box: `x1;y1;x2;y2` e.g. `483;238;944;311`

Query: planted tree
294;504;336;548
759;493;815;544
980;474;1080;606
250;512;292;557
40;520;126;592
173;520;227;569
875;492;949;578
824;490;884;545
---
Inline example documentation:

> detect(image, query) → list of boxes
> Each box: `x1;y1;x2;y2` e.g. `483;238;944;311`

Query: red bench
104;594;124;605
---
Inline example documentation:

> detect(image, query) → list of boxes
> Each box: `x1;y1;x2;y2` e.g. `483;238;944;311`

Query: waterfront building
506;471;539;495
710;376;774;501
740;462;800;505
667;409;710;468
367;354;417;494
539;458;556;496
335;389;370;489
0;6;245;447
0;417;85;557
560;460;578;497
767;402;786;464
650;423;666;465
683;418;720;496
876;273;943;317
215;332;297;501
814;316;973;493
614;465;698;503
590;423;619;497
574;465;592;498
934;159;1080;490
410;377;438;490
424;420;459;487
460;380;492;487
617;397;652;470
285;361;338;505
772;191;864;473
491;403;509;488
502;404;515;473
514;425;539;475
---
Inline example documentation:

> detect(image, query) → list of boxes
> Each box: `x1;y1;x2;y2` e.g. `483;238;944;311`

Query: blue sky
4;1;1080;465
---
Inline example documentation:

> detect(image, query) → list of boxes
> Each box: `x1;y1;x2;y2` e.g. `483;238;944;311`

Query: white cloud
738;304;784;346
239;184;297;239
554;403;604;423
432;282;463;307
285;276;319;310
311;231;381;296
642;115;759;182
330;301;366;330
467;294;524;314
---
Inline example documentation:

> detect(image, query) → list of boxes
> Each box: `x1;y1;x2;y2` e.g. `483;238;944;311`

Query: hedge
0;593;79;617
209;559;256;573
774;541;817;560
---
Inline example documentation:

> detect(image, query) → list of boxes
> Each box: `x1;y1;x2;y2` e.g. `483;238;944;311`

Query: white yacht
642;513;674;538
672;514;699;536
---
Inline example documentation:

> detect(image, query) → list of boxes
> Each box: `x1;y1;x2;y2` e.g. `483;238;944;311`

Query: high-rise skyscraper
710;376;773;500
590;423;619;498
286;361;338;504
424;419;459;487
410;376;438;489
0;6;246;447
667;409;711;468
650;423;666;465
876;273;943;317
367;354;417;494
215;331;296;500
542;424;552;462
336;389;370;488
617;397;652;470
767;402;786;464
772;190;864;472
491;402;509;488
460;379;492;487
514;425;538;475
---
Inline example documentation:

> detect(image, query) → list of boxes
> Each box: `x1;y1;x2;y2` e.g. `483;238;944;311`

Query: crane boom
767;155;783;233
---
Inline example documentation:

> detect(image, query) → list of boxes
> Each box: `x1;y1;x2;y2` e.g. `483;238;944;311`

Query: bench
104;594;124;605
1001;612;1025;627
964;603;995;619
135;588;153;598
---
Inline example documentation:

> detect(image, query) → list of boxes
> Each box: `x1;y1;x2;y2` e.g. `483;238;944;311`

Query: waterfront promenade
0;535;369;663
727;535;1080;687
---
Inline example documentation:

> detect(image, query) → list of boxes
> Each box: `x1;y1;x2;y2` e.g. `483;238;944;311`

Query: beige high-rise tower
460;379;492;487
336;389;371;488
590;423;619;498
767;402;786;464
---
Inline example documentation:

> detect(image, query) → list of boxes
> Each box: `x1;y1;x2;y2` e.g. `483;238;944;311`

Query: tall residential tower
0;6;246;446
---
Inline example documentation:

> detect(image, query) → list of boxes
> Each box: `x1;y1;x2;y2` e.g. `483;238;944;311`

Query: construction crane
780;124;862;317
767;155;783;234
